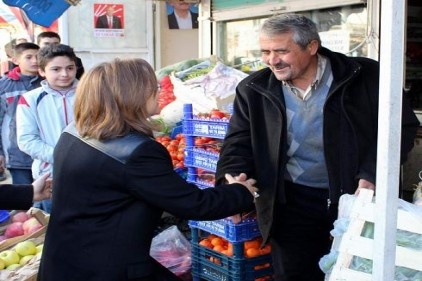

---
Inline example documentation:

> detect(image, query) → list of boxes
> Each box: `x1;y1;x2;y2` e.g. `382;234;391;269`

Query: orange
210;237;224;247
244;239;260;250
246;247;260;258
213;244;225;253
259;244;271;255
199;238;212;248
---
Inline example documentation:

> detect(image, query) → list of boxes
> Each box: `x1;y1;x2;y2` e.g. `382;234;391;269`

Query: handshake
225;173;259;224
225;173;259;199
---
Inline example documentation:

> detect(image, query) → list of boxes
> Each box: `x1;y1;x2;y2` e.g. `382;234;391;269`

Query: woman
0;173;52;210
38;58;257;281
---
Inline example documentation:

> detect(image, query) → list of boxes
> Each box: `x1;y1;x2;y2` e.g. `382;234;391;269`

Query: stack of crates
183;103;273;281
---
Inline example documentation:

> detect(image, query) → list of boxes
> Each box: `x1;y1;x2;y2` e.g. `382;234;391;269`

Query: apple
0;235;7;242
22;217;43;235
0;258;4;270
0;250;20;266
36;244;44;254
6;263;21;270
4;222;24;238
19;254;35;266
12;211;29;223
15;240;37;256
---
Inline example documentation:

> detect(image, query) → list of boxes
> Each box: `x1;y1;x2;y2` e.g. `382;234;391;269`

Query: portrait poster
166;1;198;30
94;3;124;37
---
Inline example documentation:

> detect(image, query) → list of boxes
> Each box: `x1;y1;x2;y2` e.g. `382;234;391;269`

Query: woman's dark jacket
0;184;33;210
38;124;254;281
215;47;420;244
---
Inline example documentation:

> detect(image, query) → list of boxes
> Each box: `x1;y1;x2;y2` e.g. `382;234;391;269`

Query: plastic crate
187;179;213;190
191;242;272;281
189;218;261;243
187;168;215;189
184;147;219;172
183;118;229;139
182;103;229;139
174;167;188;179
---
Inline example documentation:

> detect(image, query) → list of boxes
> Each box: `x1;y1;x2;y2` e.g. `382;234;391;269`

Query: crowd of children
0;32;83;213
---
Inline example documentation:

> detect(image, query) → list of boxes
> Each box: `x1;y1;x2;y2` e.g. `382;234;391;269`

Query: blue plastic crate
183;118;229;139
191;242;273;281
187;179;213;190
174;167;187;179
187;169;215;189
170;124;183;139
189;218;261;243
184;147;219;172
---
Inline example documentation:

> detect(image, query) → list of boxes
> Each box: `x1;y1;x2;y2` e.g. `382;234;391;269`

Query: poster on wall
166;0;198;30
93;3;124;37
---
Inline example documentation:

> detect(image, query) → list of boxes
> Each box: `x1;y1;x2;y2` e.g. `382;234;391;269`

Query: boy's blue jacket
0;67;43;169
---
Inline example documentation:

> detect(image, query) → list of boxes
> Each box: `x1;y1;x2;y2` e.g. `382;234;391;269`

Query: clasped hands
225;173;258;224
32;173;53;202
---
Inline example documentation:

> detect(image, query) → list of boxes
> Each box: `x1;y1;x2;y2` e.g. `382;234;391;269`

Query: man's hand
355;179;376;195
225;173;259;224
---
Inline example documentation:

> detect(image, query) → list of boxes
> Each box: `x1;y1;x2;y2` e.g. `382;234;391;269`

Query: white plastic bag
150;225;191;279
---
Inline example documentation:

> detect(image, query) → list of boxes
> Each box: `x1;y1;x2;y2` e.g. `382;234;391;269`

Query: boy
16;44;78;213
37;31;85;80
0;43;43;184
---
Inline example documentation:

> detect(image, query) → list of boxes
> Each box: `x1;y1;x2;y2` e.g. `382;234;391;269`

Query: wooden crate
328;189;422;281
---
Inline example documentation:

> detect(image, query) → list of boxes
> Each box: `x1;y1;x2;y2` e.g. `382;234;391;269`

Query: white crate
328;189;422;281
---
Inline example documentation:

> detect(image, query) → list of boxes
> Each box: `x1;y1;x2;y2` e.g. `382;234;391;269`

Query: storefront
198;0;421;199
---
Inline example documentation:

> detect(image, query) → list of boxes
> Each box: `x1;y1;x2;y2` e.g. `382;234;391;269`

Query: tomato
175;133;184;141
160;140;170;147
169;140;179;146
166;144;178;152
177;152;184;161
169;151;178;160
161;136;171;142
210;109;226;119
194;138;206;146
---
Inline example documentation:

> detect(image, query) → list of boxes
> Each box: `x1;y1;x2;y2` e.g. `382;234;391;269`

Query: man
215;14;419;281
167;0;198;29
36;31;85;80
95;6;122;29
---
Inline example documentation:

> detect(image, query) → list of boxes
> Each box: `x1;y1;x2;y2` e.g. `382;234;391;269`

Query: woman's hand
32;173;53;202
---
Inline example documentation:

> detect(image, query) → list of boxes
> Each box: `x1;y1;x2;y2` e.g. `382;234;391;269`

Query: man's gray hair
260;14;321;49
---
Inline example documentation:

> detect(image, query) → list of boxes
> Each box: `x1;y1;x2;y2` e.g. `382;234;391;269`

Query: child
0;43;42;185
37;31;85;80
16;44;78;213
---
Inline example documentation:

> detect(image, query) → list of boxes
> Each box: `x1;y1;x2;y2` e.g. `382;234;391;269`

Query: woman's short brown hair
74;58;159;140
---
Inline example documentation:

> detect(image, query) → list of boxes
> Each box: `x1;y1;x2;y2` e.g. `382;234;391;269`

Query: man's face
169;0;191;11
13;49;39;76
38;37;60;48
106;7;115;16
259;32;318;83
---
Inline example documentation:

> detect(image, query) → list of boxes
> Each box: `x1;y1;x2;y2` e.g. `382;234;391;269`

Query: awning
2;0;80;27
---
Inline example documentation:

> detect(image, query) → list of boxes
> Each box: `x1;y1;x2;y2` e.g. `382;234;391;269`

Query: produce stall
0;208;49;280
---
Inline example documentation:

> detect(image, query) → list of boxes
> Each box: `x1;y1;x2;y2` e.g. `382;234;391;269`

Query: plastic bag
150;225;191;279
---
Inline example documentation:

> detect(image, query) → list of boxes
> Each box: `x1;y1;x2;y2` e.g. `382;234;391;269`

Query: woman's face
146;89;159;116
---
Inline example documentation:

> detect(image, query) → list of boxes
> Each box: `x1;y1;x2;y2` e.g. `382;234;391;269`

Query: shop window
218;4;368;72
